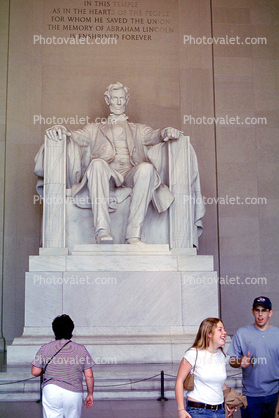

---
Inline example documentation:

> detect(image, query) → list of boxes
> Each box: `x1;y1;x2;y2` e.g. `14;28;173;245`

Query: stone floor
0;352;242;418
0;399;177;418
0;399;242;418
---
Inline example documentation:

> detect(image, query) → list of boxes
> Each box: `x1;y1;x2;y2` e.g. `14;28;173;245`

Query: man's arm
84;368;94;409
227;330;252;369
229;351;251;368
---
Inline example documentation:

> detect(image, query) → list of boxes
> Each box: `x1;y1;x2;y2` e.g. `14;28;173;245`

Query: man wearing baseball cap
227;296;279;418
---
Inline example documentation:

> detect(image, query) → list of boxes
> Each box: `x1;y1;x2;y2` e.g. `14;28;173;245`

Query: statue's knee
88;159;109;174
136;162;155;178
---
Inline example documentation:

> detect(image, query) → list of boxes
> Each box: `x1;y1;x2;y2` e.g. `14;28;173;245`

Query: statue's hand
45;125;71;142
162;127;183;141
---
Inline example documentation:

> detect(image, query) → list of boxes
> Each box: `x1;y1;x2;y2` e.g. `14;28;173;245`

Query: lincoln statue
38;82;183;245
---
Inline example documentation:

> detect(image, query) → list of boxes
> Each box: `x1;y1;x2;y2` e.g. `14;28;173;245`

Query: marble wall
0;0;10;350
1;0;279;346
211;0;279;333
179;0;279;333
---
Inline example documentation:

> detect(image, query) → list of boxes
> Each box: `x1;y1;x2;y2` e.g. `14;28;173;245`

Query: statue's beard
111;109;125;115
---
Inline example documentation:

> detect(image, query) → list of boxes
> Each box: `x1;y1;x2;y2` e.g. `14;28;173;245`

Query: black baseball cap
252;296;272;310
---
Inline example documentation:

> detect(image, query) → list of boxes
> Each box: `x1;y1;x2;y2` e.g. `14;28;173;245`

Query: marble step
0;363;243;402
29;254;213;272
32;245;209;272
39;245;198;256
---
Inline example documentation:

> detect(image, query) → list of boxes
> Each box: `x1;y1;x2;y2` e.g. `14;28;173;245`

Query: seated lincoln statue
35;82;205;247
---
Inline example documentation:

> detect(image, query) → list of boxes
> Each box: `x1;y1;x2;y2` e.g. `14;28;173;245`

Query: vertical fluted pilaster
43;134;66;248
169;136;193;248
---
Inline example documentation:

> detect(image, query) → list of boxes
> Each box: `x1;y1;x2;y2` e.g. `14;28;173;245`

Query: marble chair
34;133;205;253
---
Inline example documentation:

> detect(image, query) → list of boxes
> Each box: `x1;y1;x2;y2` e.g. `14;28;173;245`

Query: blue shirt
227;324;279;396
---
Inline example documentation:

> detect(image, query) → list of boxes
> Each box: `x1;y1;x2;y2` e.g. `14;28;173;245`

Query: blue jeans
186;405;225;418
241;393;279;418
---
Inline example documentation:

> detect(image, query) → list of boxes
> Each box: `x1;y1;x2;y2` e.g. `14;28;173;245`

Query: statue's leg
124;162;157;242
86;159;113;242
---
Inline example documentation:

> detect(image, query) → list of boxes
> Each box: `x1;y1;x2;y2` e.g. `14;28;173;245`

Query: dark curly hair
52;314;74;340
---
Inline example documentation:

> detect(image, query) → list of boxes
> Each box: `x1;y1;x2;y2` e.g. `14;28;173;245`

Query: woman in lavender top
32;314;94;418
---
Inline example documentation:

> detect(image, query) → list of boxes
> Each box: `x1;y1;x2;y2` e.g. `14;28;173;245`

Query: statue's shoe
126;238;146;246
96;231;114;244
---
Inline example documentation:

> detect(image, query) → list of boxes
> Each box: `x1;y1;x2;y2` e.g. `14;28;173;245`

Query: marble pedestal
7;245;218;364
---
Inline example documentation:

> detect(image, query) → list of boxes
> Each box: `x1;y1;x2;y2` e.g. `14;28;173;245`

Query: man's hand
229;352;252;369
161;127;183;141
240;351;252;368
45;125;71;142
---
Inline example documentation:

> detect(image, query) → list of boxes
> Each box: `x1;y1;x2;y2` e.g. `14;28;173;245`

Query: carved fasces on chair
168;136;205;249
168;136;192;248
43;133;67;248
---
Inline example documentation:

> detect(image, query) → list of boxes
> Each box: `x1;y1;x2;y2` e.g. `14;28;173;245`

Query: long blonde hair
191;317;225;354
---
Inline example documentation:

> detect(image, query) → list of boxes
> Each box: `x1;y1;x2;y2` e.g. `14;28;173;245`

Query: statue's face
107;88;127;115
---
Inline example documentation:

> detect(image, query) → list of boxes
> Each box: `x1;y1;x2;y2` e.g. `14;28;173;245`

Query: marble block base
7;246;218;364
29;245;212;272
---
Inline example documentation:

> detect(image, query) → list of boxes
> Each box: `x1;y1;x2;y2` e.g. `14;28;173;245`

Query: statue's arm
139;124;183;146
160;127;183;141
45;123;96;148
41;123;98;188
70;124;98;147
45;124;71;141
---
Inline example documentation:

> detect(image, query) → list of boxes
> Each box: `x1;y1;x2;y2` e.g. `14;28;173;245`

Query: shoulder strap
43;340;71;373
192;349;198;372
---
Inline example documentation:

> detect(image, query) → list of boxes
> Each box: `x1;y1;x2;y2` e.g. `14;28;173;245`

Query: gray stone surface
7;240;218;364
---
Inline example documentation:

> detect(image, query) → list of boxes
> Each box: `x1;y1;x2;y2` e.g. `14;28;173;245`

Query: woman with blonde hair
175;317;234;418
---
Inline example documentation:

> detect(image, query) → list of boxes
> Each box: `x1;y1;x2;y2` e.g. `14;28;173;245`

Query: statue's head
104;82;130;115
